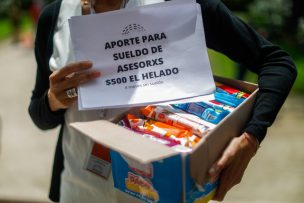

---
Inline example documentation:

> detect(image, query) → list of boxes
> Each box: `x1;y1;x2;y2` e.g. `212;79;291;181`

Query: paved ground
0;39;303;203
0;40;58;202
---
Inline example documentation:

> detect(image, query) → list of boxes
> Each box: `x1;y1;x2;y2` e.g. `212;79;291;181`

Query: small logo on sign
122;24;146;36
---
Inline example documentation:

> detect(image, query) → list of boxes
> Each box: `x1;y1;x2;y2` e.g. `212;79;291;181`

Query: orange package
127;114;200;148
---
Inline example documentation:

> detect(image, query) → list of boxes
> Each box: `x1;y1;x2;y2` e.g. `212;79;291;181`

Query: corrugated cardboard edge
70;120;179;164
189;76;258;184
214;75;257;93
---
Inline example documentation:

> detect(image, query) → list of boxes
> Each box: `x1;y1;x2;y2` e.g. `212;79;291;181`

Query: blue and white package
171;102;230;124
214;87;245;107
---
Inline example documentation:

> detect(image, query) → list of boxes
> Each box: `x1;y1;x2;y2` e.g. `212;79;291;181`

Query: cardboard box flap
70;120;179;164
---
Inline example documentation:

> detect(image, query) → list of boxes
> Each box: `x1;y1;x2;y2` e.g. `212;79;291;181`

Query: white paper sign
69;0;215;110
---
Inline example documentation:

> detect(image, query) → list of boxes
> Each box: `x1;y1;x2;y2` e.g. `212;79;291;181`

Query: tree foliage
222;0;304;45
248;0;292;38
222;0;254;11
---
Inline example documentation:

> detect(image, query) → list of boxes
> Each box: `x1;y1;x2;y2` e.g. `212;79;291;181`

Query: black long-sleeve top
28;0;297;201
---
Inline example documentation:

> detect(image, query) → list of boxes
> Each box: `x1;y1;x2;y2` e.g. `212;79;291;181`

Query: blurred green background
216;0;304;94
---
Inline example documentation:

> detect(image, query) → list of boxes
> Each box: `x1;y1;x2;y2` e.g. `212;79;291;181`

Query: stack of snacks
141;106;210;137
118;83;250;153
118;114;200;152
171;82;250;124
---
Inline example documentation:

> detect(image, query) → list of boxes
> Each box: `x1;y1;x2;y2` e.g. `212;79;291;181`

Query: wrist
243;132;260;156
47;89;60;112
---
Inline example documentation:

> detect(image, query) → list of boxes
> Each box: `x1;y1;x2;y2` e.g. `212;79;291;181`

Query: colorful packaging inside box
70;76;258;203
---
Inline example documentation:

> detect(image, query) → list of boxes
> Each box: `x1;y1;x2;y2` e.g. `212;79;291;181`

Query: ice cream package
171;102;230;125
214;82;249;107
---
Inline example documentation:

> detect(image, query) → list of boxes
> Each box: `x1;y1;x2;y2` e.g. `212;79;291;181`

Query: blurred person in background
30;0;46;28
28;0;297;202
20;0;47;48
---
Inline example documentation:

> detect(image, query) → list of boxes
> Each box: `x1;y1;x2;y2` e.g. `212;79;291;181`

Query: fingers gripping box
70;76;258;203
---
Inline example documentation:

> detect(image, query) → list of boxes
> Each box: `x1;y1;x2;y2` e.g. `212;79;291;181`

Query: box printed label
86;142;112;179
125;172;159;201
110;150;183;203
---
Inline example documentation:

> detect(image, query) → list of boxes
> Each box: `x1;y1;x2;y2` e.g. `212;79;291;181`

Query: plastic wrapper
141;105;209;137
126;114;200;149
214;82;249;107
204;100;235;112
216;82;249;98
171;102;230;124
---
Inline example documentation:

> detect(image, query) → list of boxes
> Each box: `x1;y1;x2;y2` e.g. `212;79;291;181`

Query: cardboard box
71;76;258;203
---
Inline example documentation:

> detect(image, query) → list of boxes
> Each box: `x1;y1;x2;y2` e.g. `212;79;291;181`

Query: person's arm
201;0;297;141
198;0;297;201
28;2;66;130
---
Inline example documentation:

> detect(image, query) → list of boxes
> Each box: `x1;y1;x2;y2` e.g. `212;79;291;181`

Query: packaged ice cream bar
141;105;209;137
127;114;200;148
117;117;131;128
216;82;250;98
141;133;181;148
214;90;244;107
118;115;180;147
172;102;230;124
214;82;250;107
206;100;235;112
163;105;217;130
127;114;191;138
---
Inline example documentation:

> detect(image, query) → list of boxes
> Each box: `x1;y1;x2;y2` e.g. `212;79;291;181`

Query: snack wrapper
141;105;209;137
214;82;249;107
172;102;230;124
127;114;200;148
205;100;235;112
216;82;250;98
118;116;180;148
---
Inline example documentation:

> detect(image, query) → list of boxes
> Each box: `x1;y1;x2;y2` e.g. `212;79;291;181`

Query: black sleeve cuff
28;91;66;130
243;124;266;144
